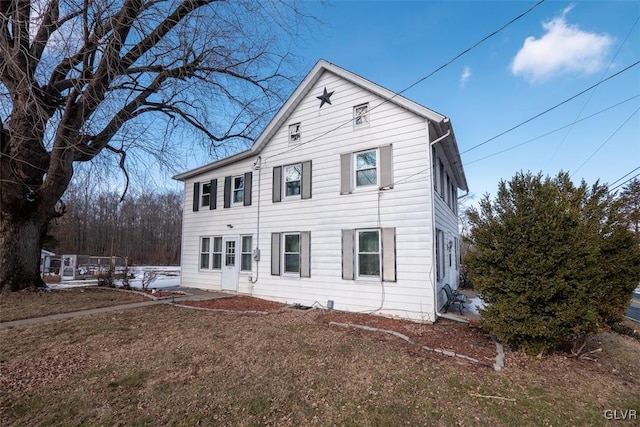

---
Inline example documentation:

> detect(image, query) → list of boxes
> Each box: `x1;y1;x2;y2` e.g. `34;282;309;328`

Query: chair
442;283;467;315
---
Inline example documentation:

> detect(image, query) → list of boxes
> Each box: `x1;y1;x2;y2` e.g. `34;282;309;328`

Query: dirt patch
180;295;287;312
182;296;496;364
317;310;497;365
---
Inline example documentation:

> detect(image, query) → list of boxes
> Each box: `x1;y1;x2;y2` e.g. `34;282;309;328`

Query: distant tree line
47;184;183;266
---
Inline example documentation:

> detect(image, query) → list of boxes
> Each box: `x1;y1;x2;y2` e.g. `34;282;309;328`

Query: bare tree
0;0;311;291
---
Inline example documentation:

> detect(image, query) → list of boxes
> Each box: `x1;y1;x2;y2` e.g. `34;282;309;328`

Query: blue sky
288;0;640;203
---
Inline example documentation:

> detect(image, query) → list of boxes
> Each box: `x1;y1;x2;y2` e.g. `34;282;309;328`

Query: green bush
466;172;640;355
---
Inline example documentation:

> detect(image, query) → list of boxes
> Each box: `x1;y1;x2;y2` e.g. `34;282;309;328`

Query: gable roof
173;59;468;191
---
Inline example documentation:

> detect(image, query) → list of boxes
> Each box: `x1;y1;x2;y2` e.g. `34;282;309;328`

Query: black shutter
272;166;282;203
209;179;217;210
243;171;252;206
193;182;200;212
223;176;231;208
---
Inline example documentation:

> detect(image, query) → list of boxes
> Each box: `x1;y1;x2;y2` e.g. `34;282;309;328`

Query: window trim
356;229;381;279
289;122;301;144
199;236;223;270
354;149;378;188
201;182;211;208
241;235;252;272
353;103;369;128
200;237;211;270
283;163;302;199
232;175;244;204
282;232;301;275
212;237;222;270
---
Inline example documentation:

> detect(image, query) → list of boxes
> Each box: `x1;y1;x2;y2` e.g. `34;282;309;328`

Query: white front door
221;236;240;291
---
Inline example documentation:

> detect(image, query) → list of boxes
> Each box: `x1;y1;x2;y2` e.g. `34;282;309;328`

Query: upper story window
201;182;211;207
233;176;244;203
284;164;302;197
355;149;377;187
354;103;369;127
340;145;392;195
289;123;301;143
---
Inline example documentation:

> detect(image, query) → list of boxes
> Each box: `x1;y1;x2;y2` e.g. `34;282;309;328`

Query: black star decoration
316;87;334;108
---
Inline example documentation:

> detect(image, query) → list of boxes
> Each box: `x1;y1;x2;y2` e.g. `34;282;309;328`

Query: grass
1;301;638;426
0;287;149;322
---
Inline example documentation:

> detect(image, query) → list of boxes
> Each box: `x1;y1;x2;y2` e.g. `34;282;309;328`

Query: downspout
249;156;262;292
430;126;451;321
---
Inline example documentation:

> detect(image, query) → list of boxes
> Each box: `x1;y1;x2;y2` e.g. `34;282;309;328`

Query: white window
200;237;222;270
233;176;244;203
283;233;300;274
241;236;252;271
289;123;301;143
355;149;377;187
284;164;302;197
212;237;222;269
225;240;236;266
201;182;211;207
354;103;369;127
357;230;381;277
200;237;210;269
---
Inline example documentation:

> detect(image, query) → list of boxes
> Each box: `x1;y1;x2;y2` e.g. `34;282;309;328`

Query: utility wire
461;60;640;155
395;103;640;188
465;95;640;166
609;166;640;187
570;106;639;178
543;17;639;170
263;0;546;163
609;173;640;192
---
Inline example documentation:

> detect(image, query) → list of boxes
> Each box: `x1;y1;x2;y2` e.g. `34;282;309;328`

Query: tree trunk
0;216;48;292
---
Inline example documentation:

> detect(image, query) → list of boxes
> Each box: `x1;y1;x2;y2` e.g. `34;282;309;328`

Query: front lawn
1;302;638;426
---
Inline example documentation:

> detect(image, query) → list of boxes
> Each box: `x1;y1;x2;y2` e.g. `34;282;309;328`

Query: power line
394;100;640;188
264;0;546;163
465;95;640;166
609;166;640;187
461;60;640;155
570;106;639;178
610;172;640;192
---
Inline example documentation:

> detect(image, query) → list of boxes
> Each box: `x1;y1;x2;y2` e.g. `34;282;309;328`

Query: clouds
511;5;615;83
460;67;472;87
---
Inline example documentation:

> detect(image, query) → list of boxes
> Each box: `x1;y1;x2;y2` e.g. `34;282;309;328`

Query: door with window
221;236;240;291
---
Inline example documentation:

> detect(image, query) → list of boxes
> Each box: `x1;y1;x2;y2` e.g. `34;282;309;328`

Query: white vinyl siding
179;67;464;322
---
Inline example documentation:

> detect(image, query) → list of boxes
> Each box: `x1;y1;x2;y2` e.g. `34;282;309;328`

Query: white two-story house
173;60;468;322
